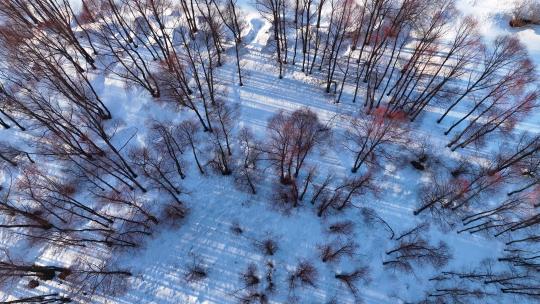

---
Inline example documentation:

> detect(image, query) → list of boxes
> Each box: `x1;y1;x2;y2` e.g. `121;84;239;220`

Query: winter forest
0;0;539;303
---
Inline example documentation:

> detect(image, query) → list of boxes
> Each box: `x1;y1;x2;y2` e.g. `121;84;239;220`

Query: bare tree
63;258;132;297
177;119;206;175
322;0;358;94
208;100;237;175
0;0;97;70
316;174;373;217
265;108;330;184
408;16;482;121
288;260;318;290
256;0;288;78
490;134;540;176
241;263;261;289
90;0;160;97
150;121;187;179
235;127;263;194
383;223;451;272
0;250;130;298
510;0;540;27
345;110;409;173
318;239;357;263
425;261;497;304
360;207;395;239
130;147;184;205
438;35;534;125
328;220;355;236
212;0;248;85
0;166;152;248
457;196;528;235
335;266;370;299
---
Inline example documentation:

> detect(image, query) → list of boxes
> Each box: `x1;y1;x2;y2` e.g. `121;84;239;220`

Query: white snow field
0;0;539;303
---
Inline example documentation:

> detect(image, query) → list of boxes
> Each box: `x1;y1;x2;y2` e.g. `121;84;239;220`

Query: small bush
161;203;188;227
265;261;276;293
185;264;208;283
288;261;318;290
318;240;357;263
230;220;244;235
328;220;355;235
240;291;268;304
255;237;279;256
27;279;39;289
335;267;371;297
241;263;260;288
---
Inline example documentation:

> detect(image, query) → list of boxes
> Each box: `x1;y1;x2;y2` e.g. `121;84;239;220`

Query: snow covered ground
0;0;539;303
457;0;540;63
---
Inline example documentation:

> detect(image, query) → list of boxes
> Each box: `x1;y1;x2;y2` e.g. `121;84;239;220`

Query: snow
457;0;540;65
0;0;539;303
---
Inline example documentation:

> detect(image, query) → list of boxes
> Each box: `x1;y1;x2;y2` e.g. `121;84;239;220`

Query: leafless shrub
187;264;208;282
239;291;269;304
160;203;188;227
186;264;208;283
235;127;263;194
328;220;355;235
63;258;132;298
383;224;451;272
265;108;331;185
319;240;358;263
272;182;299;211
241;263;260;289
316;174;373;217
450;160;471;178
288;261;318;290
231;220;244;235
335;266;371;298
360;207;395;239
255;237;279;256
237;262;274;303
265;261;275;293
345;112;409;173
409;139;431;171
27;279;39;289
425;260;498;303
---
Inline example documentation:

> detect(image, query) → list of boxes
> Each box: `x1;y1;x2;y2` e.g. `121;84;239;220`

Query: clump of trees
345;109;409;173
335;266;370;299
510;0;540;27
265;108;331;209
0;0;538;302
251;0;538;157
288;260;318;291
383;223;452;273
0;250;131;299
0;0;251;300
